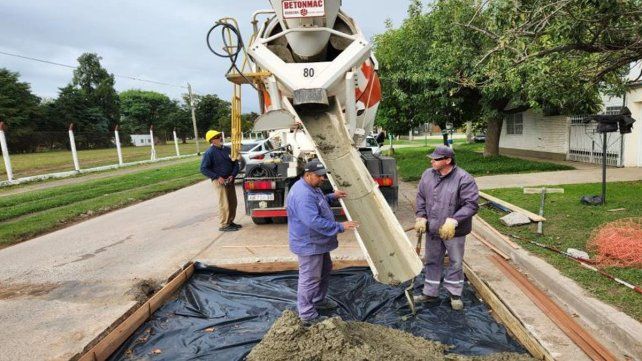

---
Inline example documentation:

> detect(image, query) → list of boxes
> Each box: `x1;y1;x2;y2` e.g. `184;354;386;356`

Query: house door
568;116;623;167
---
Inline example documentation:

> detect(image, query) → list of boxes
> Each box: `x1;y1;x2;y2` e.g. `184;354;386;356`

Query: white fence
0;122;197;186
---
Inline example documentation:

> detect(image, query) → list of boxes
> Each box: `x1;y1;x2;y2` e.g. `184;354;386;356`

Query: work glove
414;217;427;234
438;218;458;240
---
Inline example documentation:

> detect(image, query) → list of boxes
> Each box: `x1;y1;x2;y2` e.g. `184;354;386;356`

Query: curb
472;216;642;360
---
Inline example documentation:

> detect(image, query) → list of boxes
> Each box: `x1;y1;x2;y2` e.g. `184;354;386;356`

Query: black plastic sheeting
110;265;527;360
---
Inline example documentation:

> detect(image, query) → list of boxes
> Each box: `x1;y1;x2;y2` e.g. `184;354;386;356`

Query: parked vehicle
224;139;277;173
238;139;275;173
362;136;382;155
473;133;486;143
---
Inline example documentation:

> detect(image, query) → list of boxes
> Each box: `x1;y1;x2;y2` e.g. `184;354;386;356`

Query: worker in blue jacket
200;130;240;232
286;159;358;324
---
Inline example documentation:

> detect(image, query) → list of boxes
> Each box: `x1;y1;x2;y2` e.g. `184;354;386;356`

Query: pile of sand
247;310;534;361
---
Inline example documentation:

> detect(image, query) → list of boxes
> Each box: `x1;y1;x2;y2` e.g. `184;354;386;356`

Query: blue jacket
286;179;344;256
416;166;479;237
200;145;239;180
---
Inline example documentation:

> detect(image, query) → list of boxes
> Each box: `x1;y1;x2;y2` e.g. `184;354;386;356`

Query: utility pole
187;83;200;155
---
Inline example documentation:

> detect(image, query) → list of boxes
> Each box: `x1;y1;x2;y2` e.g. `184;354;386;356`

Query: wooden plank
479;191;546;222
78;263;195;361
464;262;552;361
216;259;369;273
523;187;564;194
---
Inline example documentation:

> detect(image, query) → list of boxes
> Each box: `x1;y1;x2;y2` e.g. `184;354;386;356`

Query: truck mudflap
299;100;423;285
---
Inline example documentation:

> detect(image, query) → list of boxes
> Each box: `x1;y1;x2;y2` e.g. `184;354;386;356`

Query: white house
498;64;642;167
130;134;153;147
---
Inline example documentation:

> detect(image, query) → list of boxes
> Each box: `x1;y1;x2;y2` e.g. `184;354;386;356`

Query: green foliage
374;0;619;156
0;68;42;152
193;94;231;135
49;53;120;149
118;89;191;144
241;112;260;133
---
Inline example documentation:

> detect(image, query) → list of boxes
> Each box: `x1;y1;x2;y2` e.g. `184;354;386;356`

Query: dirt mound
247;310;534;361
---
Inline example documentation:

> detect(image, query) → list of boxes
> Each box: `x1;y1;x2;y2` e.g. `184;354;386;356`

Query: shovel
403;230;423;317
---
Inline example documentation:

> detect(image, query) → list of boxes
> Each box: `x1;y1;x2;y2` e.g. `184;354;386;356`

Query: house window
506;113;523;135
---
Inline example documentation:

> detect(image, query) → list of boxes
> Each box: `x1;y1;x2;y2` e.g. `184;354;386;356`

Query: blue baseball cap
304;159;327;175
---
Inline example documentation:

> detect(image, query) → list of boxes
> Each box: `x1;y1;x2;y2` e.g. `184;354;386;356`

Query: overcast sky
0;0;412;112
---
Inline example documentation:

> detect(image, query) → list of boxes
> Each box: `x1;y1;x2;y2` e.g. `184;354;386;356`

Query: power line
0;50;188;89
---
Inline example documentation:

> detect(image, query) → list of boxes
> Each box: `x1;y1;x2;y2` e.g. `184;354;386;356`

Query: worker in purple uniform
200;130;241;232
286;159;359;324
413;145;479;310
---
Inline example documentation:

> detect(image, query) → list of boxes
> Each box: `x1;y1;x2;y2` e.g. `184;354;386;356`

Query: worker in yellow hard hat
205;130;221;143
200;130;241;232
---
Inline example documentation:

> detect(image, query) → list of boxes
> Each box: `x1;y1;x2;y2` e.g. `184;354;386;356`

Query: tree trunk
484;116;503;156
466;121;473;144
442;133;449;146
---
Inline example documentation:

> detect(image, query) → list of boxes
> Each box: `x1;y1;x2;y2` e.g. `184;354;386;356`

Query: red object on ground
588;217;642;269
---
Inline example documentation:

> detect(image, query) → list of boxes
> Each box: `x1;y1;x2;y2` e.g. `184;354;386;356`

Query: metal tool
403;230;423;318
523;187;564;234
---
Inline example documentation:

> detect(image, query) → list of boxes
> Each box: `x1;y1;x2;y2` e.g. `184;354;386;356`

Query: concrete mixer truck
209;0;422;285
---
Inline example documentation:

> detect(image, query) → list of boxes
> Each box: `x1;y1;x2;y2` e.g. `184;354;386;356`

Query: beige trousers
213;181;237;227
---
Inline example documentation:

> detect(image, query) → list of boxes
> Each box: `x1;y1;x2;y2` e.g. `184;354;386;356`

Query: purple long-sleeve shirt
286;179;344;256
416;166;479;237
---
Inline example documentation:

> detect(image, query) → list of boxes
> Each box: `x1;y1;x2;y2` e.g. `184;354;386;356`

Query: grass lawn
0;159;205;247
388;138;466;146
479;181;642;321
392;143;574;181
1;141;205;181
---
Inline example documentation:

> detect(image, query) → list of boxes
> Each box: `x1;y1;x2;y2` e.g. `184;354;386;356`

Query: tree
193;94;231;136
167;102;193;143
467;0;642;86
0;68;42;152
374;1;483;144
375;0;606;155
241;112;259;134
49;53;120;149
120;89;179;142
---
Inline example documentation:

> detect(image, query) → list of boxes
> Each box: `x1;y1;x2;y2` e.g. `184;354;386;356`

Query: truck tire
252;217;272;225
272;217;287;224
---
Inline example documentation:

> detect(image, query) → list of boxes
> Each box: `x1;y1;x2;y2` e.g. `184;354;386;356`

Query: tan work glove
414;217;427;234
438;218;458;240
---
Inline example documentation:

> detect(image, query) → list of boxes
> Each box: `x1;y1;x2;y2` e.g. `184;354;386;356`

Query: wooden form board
78;263;195;361
479;191;546;222
464;262;553;361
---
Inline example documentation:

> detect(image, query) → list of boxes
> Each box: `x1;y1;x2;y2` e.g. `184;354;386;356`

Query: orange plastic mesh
588;218;642;268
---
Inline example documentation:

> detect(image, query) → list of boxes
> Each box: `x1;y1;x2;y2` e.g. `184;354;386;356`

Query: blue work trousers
296;252;332;320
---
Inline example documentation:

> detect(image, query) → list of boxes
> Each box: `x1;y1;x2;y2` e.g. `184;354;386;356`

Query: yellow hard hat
205;130;221;142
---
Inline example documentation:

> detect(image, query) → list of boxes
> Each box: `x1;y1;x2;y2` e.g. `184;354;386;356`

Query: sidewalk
475;166;642;190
